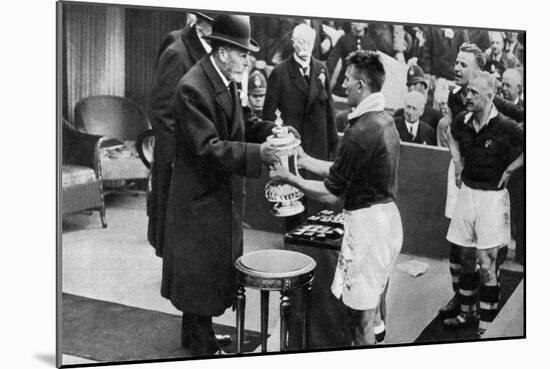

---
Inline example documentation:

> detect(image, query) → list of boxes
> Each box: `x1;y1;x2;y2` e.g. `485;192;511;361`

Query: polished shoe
215;333;232;346
443;313;478;329
375;329;386;344
477;327;487;338
438;295;460;318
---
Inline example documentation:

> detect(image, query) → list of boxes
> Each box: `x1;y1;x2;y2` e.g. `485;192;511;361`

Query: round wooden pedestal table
234;249;316;353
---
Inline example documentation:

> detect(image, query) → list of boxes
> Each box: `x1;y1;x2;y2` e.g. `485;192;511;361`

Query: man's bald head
292;24;316;60
404;90;426;123
501;68;523;103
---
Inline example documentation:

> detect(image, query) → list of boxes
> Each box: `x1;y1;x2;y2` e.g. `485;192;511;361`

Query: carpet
62;293;263;363
414;269;524;343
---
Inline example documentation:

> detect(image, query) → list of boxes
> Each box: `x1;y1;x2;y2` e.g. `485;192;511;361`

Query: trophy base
271;201;305;217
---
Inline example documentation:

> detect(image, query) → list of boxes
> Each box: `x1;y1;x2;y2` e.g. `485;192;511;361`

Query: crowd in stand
241;16;524;148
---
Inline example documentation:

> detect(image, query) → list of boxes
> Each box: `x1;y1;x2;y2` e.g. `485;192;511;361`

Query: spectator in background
504;31;525;66
251;16;296;66
468;29;490;51
263;23;338;161
394;64;443;130
327;22;376;98
367;23;411;63
421;27;470;107
500;68;524;108
486;31;521;70
404;26;426;66
147;12;214;258
484;59;506;81
394;91;436;145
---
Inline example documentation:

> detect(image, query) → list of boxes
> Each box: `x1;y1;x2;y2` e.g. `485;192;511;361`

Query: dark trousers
181;312;220;356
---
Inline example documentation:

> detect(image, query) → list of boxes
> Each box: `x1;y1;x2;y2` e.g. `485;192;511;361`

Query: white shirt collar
197;27;212;54
294;53;311;71
347;92;385;120
405;120;419;137
210;55;230;88
464;103;498;129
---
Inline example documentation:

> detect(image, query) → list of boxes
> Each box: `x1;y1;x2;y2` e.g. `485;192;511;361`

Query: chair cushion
99;140;149;180
62;165;97;187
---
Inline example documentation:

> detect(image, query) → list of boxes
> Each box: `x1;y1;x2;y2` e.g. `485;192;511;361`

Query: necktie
301;66;309;85
409;125;415;139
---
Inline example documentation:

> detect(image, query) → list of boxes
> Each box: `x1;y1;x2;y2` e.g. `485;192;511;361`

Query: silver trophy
264;111;305;217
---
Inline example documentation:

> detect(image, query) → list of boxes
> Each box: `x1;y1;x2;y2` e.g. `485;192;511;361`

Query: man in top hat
160;14;280;356
148;11;214;259
246;69;267;119
393;64;442;131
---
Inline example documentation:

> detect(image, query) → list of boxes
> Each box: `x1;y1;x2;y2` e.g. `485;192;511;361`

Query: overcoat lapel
305;62;320;114
201;57;234;136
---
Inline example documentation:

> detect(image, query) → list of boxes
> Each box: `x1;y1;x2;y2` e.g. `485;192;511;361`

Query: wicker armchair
62;120;107;227
74;95;151;194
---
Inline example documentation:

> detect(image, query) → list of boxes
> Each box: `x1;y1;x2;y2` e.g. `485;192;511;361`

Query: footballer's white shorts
446;184;511;249
331;202;403;311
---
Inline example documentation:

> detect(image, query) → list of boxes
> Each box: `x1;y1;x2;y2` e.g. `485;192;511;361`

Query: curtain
63;4;125;123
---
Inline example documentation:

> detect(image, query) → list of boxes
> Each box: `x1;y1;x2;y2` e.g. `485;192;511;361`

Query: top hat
204;14;260;53
407;64;428;88
248;70;267;95
193;11;215;23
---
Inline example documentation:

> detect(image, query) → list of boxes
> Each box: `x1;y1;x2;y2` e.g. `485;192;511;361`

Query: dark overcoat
161;56;273;316
148;25;207;257
263;56;338;160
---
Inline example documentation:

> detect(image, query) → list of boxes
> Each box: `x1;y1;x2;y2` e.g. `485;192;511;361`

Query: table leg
280;292;290;351
261;290;269;352
236;286;246;354
303;282;312;349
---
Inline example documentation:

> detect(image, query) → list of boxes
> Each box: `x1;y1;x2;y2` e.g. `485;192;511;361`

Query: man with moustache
161;14;280;356
500;68;524;108
269;50;402;345
263;23;338;161
444;71;523;335
437;43;524;318
148;12;214;258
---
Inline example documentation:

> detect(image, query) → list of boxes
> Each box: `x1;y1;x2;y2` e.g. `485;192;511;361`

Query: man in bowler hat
160;14;281;356
148;12;214;259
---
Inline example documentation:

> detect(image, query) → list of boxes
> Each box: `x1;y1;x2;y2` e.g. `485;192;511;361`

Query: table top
235;249;316;279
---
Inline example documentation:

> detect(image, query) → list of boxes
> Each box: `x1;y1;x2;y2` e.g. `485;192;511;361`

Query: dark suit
394;105;442;131
162;56;273;353
395;116;437;146
263;56;338;160
148;25;207;257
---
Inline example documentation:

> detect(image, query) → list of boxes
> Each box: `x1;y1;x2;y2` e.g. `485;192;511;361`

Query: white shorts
445;160;459;219
446;184;511;249
331;202;403;311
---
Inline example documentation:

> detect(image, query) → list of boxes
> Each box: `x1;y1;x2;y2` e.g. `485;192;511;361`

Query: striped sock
449;243;462;293
479;285;500;333
458;272;480;316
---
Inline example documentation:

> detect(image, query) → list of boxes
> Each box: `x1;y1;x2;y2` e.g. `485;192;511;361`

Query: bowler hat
193;11;214;23
248;70;267;95
204;14;260;53
407;64;428;88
